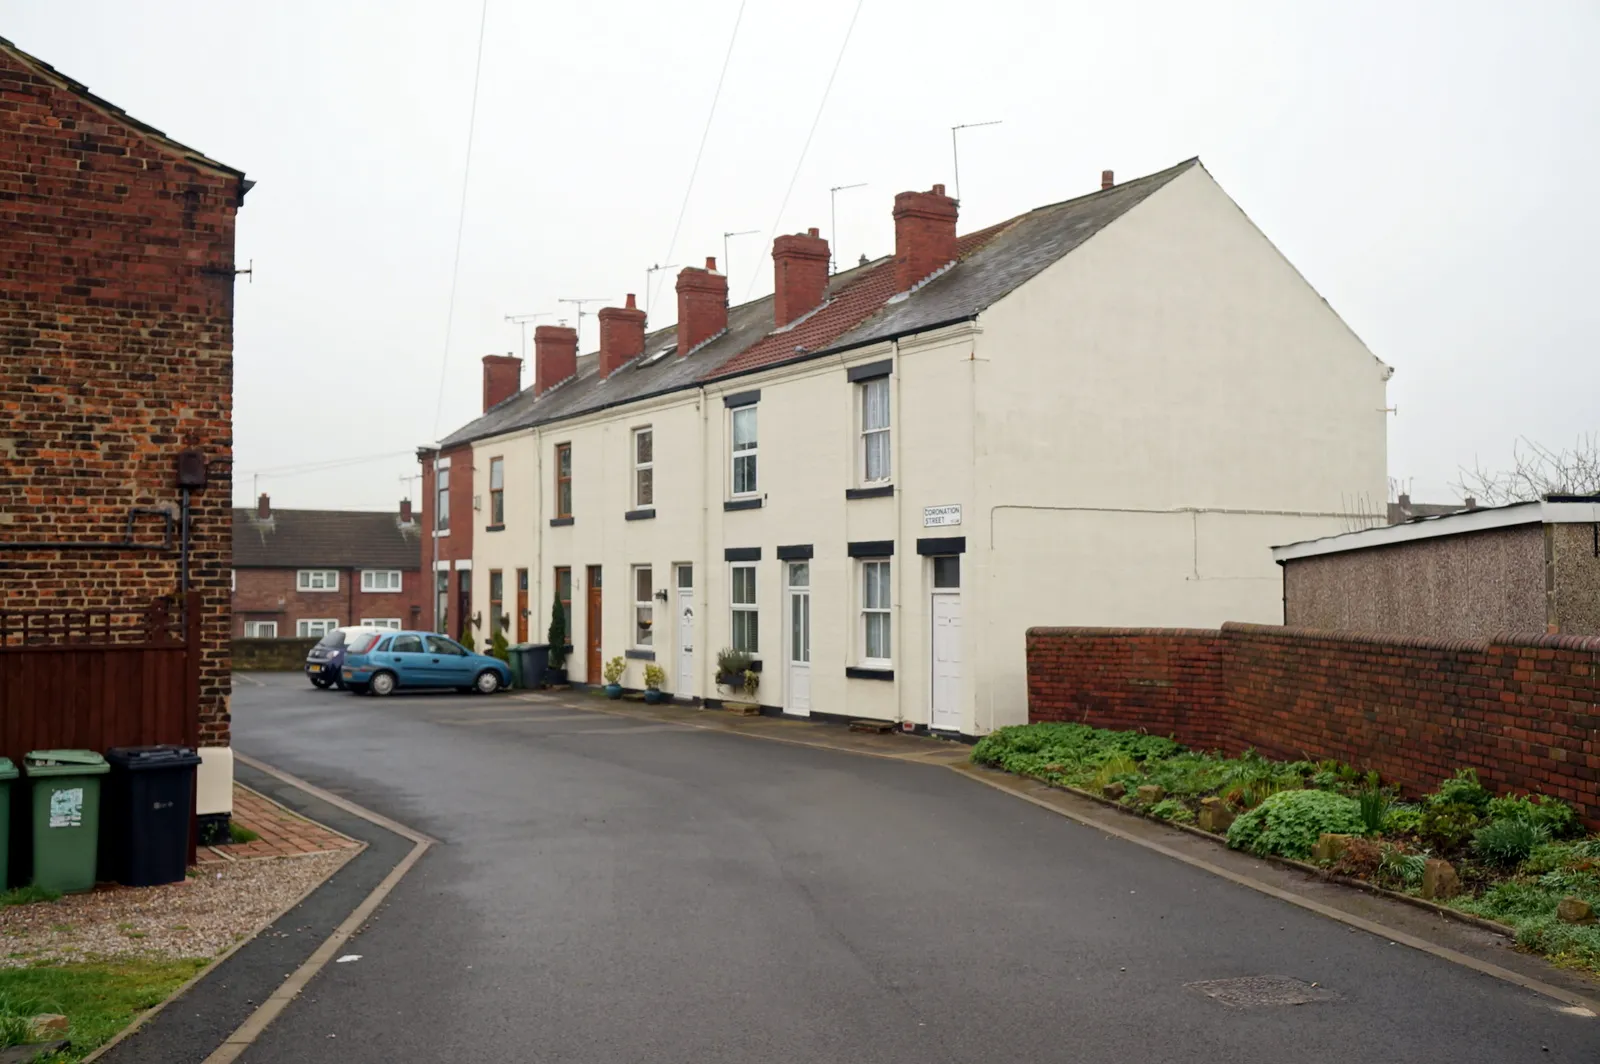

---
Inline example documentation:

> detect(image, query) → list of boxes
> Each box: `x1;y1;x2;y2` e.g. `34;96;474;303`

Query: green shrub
1458;879;1567;922
1536;868;1600;898
1383;804;1423;836
1090;754;1141;791
971;723;1179;779
1226;789;1365;859
1487;795;1581;839
1357;786;1391;835
1430;768;1491;813
1472;818;1549;867
1145;753;1229;797
1378;846;1427;888
1419;801;1482;850
458;622;476;653
547;590;569;670
1513;916;1600;969
1220;750;1301;809
1149;798;1194;823
488;627;511;663
1522;842;1580;875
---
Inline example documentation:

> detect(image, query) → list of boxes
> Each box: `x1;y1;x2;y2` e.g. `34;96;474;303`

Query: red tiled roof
709;222;1015;379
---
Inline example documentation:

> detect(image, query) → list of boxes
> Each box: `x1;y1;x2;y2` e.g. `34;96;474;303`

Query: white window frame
436;461;451;534
859;559;892;667
361;570;403;593
730;405;758;497
633;427;654;508
243;620;277;639
230;569;236;592
633;564;653;647
488;456;505;525
860;376;891;484
297;618;339;638
361;617;403;630
297;569;339;592
730;562;758;653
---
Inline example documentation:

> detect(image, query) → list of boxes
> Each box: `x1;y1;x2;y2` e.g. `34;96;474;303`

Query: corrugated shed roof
233;510;423;569
434;159;1197;447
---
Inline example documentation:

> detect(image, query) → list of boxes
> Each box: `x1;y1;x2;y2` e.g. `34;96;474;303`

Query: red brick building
232;496;427;636
1;38;247;809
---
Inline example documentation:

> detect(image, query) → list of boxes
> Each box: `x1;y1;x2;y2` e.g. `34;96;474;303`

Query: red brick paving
197;784;361;863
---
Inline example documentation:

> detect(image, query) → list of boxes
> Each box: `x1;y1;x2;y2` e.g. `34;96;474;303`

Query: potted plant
603;655;626;699
643;663;666;704
458;621;476;653
715;647;753;689
544;591;569;686
741;668;760;702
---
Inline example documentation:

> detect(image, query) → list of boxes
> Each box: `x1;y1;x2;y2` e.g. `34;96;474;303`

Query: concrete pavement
222;672;1598;1062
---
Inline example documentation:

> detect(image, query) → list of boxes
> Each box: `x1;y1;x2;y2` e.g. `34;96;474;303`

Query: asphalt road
230;672;1597;1062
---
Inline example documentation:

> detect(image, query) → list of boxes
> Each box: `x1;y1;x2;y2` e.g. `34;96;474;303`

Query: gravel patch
0;849;357;967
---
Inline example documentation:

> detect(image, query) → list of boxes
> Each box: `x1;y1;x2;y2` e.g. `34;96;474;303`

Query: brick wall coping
1030;623;1600;657
1026;626;1222;639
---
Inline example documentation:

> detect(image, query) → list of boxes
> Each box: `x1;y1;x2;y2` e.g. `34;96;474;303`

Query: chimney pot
1101;169;1114;190
481;353;523;413
676;261;729;356
533;325;579;395
1398;492;1411;509
772;227;831;327
256;493;270;520
892;185;959;292
598;295;648;378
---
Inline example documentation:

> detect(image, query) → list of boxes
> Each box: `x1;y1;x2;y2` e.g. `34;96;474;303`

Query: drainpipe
891;338;904;724
698;385;710;701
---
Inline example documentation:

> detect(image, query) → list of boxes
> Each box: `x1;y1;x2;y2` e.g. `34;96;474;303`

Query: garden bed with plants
972;722;1600;973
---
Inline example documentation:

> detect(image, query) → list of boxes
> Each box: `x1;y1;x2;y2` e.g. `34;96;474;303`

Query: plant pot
644;688;665;704
605;683;623;700
543;666;568;686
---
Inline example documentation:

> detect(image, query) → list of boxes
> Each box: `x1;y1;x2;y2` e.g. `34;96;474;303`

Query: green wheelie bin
24;750;109;894
0;757;15;888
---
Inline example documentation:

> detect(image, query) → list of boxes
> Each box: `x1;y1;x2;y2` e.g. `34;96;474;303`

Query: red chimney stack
1101;170;1114;190
676;257;728;357
400;498;414;523
533;325;578;396
481;354;523;412
256;493;270;520
772;228;830;327
892;184;958;292
598;294;648;379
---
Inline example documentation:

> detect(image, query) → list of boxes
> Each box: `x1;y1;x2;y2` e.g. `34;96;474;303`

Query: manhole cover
1186;976;1339;1008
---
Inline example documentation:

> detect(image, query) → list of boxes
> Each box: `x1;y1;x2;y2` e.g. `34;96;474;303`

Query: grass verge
0;957;206;1061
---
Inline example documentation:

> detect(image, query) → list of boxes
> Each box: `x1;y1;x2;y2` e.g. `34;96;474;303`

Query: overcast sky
8;1;1598;510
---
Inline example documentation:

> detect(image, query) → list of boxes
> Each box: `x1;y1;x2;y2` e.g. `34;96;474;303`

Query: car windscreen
316;630;347;648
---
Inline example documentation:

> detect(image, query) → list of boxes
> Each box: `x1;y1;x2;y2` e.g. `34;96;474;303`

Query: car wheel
309;675;331;689
474;669;502;695
369;671;398;697
333;678;346;691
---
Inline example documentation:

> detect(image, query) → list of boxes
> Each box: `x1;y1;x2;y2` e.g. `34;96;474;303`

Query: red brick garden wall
1027;624;1600;824
0;44;246;746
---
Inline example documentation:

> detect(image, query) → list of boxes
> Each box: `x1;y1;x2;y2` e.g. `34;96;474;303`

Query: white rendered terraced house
421;160;1389;736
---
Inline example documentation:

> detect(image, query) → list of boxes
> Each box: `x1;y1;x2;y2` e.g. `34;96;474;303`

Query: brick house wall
0;42;248;747
1028;624;1600;826
232;567;428;636
417;443;474;635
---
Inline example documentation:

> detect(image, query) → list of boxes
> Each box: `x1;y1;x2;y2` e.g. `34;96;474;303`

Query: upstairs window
297;570;339;592
731;406;758;495
861;377;890;483
555;443;573;518
361;570;402;593
489;457;505;525
436;463;451;532
634;428;654;507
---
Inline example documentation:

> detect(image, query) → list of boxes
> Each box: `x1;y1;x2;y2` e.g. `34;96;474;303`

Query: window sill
625;508;656;521
845;485;894;500
549;517;575;527
724;497;763;512
845;666;894;681
433;529;450;537
625;648;656;660
484;524;505;533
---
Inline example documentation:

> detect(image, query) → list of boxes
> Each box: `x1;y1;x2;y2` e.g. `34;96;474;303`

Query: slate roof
233;510;423;570
436;158;1199;448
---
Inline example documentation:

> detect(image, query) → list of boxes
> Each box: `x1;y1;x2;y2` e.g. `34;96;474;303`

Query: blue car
341;629;511;697
304;626;386;690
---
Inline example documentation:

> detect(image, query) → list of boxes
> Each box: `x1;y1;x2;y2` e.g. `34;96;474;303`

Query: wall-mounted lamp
654;589;669;603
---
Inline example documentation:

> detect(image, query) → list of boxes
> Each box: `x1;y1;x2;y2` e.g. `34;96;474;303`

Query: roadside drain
1186;975;1340;1008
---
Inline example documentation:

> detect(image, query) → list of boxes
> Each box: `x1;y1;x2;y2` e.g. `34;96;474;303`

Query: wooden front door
515;568;529;643
585;565;603;682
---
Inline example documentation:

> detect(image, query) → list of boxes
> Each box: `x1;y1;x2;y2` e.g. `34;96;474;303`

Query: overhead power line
745;0;866;301
652;0;749;313
432;0;491;438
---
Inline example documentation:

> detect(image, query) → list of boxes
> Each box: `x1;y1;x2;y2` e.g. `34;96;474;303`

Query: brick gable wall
1027;624;1600;826
232;567;428;636
0;48;243;745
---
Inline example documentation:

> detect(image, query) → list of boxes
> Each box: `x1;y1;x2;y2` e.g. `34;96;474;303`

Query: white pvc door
931;591;962;731
787;562;811;717
676;565;694;695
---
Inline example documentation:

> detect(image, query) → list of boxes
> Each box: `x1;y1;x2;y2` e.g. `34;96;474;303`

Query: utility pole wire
432;0;491;438
744;0;866;301
652;0;749;314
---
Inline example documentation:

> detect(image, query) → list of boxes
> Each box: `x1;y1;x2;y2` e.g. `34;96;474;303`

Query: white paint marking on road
336;955;361;963
434;713;618;726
